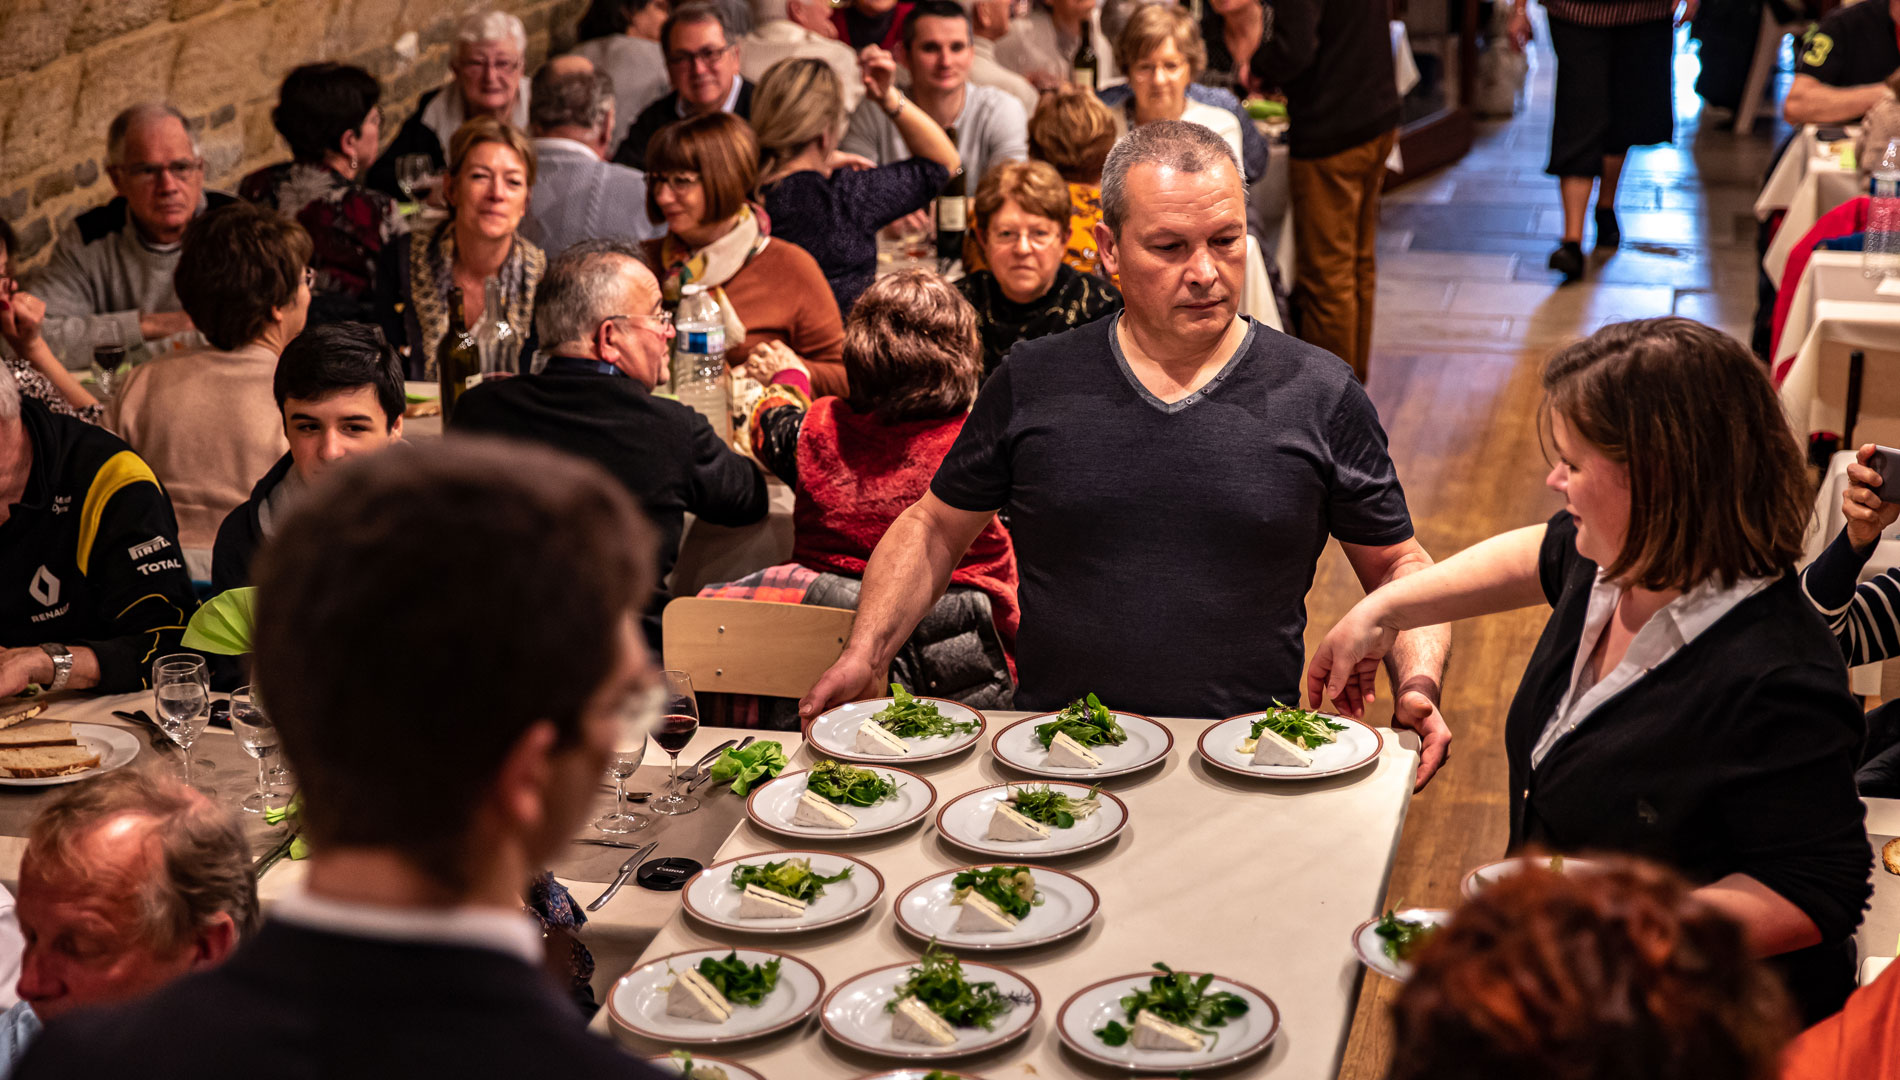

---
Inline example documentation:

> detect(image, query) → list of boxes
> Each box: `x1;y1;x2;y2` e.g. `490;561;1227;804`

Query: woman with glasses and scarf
366;11;533;200
642;111;847;395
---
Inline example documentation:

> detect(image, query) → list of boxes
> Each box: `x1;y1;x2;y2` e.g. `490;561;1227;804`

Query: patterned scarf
408;221;545;377
655;205;768;347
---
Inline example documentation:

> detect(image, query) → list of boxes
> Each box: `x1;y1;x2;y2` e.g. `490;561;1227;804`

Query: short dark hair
174;202;313;351
645;111;759;226
844;269;980;422
274;322;406;428
1389;856;1795;1080
271;63;382;163
1542;318;1811;591
577;0;664;40
662;0;731;53
251;439;657;890
903;0;972;47
530;60;615;134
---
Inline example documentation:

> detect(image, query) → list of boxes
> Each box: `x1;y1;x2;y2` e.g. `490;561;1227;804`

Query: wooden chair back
661;598;856;699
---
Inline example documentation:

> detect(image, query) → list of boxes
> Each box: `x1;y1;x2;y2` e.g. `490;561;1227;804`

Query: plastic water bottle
672;284;731;442
1865;137;1900;280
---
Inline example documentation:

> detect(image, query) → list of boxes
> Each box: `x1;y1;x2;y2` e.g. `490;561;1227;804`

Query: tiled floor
1369;26;1784;363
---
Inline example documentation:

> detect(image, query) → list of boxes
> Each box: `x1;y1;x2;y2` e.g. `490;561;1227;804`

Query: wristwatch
882;89;908;118
38;643;72;693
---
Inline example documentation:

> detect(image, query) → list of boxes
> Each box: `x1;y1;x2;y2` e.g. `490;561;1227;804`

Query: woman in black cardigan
1311;317;1872;1023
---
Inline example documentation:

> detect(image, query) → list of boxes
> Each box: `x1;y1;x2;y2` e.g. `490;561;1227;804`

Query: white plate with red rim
892;864;1100;950
0;723;141;788
846;1071;995;1080
934;782;1129;859
1351;907;1451;981
989;712;1173;779
746;767;938;840
821;958;1039;1059
1054;970;1281;1073
682;850;884;934
647;1051;768;1080
1196;710;1383;781
609;948;824;1045
808;697;987;764
1460;854;1604;900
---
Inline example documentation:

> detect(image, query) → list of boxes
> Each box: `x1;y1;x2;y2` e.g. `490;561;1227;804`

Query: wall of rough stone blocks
0;0;590;270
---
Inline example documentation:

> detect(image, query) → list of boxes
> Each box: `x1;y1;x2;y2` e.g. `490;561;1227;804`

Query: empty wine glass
395;153;433;204
229;686;286;814
597;685;660;835
649;671;701;817
152;654;215;796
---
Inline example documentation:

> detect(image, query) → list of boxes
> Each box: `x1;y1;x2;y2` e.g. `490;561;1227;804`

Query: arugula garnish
884;943;1032;1030
730;857;853;902
1034;692;1127;749
873;684;979;740
1247;702;1348;750
707;741;789;795
691;951;781;1006
806;759;901;806
1094;963;1249;1048
1006;784;1101;828
951;866;1042;920
666;1050;728;1080
1373;904;1439;963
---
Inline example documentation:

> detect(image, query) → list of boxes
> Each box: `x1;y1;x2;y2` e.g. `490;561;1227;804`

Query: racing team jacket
2;399;197;692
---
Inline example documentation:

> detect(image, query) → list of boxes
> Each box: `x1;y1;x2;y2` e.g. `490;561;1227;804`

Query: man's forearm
1378;553;1450;703
841;506;967;669
1784;80;1891;124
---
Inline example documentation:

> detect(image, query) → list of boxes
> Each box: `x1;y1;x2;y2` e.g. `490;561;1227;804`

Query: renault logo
28;566;59;607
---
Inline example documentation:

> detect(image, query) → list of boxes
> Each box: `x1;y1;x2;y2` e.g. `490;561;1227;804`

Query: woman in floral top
0;218;103;423
241;63;406;326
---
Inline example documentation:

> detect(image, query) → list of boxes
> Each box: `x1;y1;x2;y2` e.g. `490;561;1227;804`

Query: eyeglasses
301;266;317;290
667;44;734;70
606;312;675;340
114;160;203;185
650;172;703;192
458;56;523;77
990;225;1064;251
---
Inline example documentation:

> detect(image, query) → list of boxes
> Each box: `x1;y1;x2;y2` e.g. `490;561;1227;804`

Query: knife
587;840;658;911
572;837;651;849
687;735;755;793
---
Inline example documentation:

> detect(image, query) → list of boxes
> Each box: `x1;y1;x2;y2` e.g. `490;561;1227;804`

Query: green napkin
181;587;256;655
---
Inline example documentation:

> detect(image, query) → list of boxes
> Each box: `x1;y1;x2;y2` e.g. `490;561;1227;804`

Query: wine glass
596;685;660;835
229;686;287;815
649;671;701;817
152;654;215;796
395;154;433;204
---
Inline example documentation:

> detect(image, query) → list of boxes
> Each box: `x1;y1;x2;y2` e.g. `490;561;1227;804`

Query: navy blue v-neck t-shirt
930;314;1414;718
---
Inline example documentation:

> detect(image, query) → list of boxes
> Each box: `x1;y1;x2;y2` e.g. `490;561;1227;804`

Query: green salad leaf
692;951;780;1006
1248;702;1348;749
873;683;979;739
1373;904;1439;963
707;741;789;795
1006;784;1101;829
806;759;901;806
1094;963;1249;1047
951;866;1042;920
730;857;853;902
1034;692;1127;749
884;943;1032;1030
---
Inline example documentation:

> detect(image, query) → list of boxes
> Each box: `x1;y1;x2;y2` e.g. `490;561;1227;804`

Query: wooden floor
1316;28;1788;1080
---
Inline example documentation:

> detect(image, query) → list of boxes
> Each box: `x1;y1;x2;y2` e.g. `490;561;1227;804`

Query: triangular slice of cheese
737;883;807;919
986;803;1051;842
793;790;857;829
1131;1009;1204;1051
954;891;1019;933
891;996;958;1046
666;969;734;1023
1044;730;1103;769
855;721;911;756
1249;726;1314;767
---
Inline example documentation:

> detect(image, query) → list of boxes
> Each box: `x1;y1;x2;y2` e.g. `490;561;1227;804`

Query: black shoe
1548;241;1585;282
1594;205;1621;250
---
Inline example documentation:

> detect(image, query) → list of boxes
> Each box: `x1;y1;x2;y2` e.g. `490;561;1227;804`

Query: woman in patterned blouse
0;218;103;424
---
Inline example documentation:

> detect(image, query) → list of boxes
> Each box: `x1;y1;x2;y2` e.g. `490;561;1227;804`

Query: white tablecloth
1777;252;1900;448
1759;125;1862;288
590;711;1418;1078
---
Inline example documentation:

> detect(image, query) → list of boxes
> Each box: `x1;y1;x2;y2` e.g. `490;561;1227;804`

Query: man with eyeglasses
614;1;755;171
449;239;766;648
25;103;234;371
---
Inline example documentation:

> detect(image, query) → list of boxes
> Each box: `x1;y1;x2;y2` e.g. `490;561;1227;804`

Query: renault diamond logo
28;566;59;607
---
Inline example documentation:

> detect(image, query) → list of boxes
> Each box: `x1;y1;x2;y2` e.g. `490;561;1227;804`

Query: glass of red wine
650;670;701;817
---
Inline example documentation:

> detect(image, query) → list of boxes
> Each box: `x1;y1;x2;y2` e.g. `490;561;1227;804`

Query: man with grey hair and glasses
450;239;765;647
522;55;661;257
803;120;1456;791
25;103;234;370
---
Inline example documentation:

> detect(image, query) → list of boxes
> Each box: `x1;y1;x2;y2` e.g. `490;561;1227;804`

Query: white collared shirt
1531;570;1778;768
677;75;744;118
270;881;543;967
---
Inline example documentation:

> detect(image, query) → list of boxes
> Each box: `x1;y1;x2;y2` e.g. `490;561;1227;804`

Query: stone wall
0;0;590;269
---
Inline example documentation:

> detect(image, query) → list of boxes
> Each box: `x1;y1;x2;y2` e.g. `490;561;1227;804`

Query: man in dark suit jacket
14;438;669;1080
615;0;757;169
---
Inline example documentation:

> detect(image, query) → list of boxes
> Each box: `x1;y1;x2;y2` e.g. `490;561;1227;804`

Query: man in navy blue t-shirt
800;120;1454;789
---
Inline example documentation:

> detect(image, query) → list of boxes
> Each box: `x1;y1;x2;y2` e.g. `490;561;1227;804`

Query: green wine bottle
436;285;481;421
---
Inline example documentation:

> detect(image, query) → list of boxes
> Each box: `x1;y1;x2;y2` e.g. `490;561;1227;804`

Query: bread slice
0;722;76;749
0;745;99;778
0;702;45;731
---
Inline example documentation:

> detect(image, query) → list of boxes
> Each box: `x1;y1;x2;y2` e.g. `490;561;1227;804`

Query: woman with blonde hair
754;51;959;313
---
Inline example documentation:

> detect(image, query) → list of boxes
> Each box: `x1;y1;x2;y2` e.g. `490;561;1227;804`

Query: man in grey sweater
26;104;232;370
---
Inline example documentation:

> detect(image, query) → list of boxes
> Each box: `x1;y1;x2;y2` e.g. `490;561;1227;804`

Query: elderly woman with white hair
366;10;532;199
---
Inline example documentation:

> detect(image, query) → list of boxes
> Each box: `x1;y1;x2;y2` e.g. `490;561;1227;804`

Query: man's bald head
530;54;617;143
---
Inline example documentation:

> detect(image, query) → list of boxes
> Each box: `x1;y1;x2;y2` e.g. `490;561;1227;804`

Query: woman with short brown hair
1028;86;1118;277
1111;5;1244;170
1312;317;1873;1023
